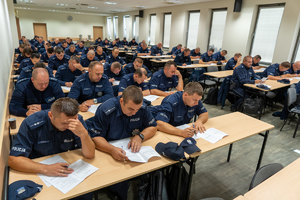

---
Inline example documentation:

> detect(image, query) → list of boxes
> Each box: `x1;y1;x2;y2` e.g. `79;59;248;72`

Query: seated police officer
104;62;126;96
48;47;70;75
58;40;69;51
225;53;242;70
68;61;113;112
51;38;61;47
259;61;290;80
129;38;138;47
56;56;85;87
95;46;107;63
174;48;192;66
66;37;74;45
9;68;65;117
172;47;185;58
40;47;54;64
149;61;183;96
212;50;228;63
118;68;150;96
80;50;100;68
170;44;182;55
152;82;209;137
120;37;128;47
283;61;300;76
252;55;262;70
231;55;264;111
150;42;163;56
105;47;126;66
34;37;44;51
76;41;87;55
15;46;32;68
38;41;51;54
15;43;25;58
19;62;53;80
65;44;79;56
133;42;151;61
18;53;41;74
94;37;102;46
199;48;214;64
89;85;157;200
124;58;152;77
19;36;26;44
9;97;95;200
109;40;120;48
101;39;110;47
189;47;201;59
138;40;146;47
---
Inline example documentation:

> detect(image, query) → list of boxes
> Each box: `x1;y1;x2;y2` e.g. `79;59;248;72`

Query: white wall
17;10;106;40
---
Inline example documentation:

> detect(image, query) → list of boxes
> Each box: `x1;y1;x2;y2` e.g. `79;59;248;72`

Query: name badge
45;96;55;103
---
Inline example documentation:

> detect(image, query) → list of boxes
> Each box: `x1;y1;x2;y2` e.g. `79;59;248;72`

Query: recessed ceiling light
56;3;59;5
169;0;184;3
60;4;64;6
104;2;117;5
65;4;68;6
20;0;22;2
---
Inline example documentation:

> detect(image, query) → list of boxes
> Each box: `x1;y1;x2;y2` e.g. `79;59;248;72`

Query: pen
121;146;126;163
193;123;197;135
84;102;90;108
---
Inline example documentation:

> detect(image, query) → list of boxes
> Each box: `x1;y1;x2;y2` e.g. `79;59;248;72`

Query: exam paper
143;95;160;102
113;80;120;85
193;128;228;143
176;124;191;130
61;86;71;91
255;68;266;72
255;84;271;89
293;77;300;80
87;104;101;114
210;63;217;65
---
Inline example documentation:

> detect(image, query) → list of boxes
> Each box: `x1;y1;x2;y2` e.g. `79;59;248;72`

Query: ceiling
14;0;217;15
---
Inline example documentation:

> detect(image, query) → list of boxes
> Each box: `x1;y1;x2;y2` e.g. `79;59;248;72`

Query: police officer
80;50;100;68
225;53;242;70
252;55;262;70
105;47;126;66
48;47;70;74
212;50;227;63
94;37;102;46
174;48;192;66
149;61;183;96
15;46;32;67
189;47;201;59
8;97;95;200
104;61;126;82
34;37;44;51
172;47;185;58
15;44;25;58
133;42;151;61
65;44;79;56
120;37;129;47
89;85;157;200
109;40;120;48
18;53;41;74
66;37;74;45
58;40;69;51
199;48;214;64
9;68;65;117
169;44;182;55
260;62;291;80
150;42;163;56
151;82;208;137
19;36;26;44
56;56;85;86
68;61;113;112
128;38;138;47
19;62;53;80
138;40;146;47
40;47;54;64
101;39;110;47
284;61;300;76
231;55;264;111
51;38;61;47
118;68;149;96
38;41;51;54
76;41;88;55
95;46;107;63
124;58;152;77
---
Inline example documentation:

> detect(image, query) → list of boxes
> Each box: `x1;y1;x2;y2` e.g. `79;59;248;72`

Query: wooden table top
204;70;233;78
233;195;249;200
244;158;300;200
244;79;299;92
138;55;172;59
177;64;223;69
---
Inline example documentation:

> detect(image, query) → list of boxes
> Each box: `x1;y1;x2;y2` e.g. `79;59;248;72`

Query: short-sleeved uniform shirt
118;73;149;93
149;69;178;91
225;57;237;70
200;52;213;62
48;54;70;71
55;64;83;86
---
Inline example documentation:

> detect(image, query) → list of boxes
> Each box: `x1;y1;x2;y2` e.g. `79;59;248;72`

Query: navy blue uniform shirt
124;63;152;77
212;52;225;61
174;53;192;66
95;51;107;61
120;40;129;46
55;64;83;86
104;65;126;81
232;64;258;88
94;40;102;46
65;48;79;56
252;58;259;67
68;72;113;104
262;63;285;77
190;49;201;57
105;54;126;65
9;77;65;117
152;91;207;126
149;69;178;91
134;47;150;60
284;63;300;75
76;45;88;55
19;39;23;44
89;96;157;141
80;55;99;68
109;43;120;48
118;73;149;93
51;41;61;47
225;57;237;70
9;110;87;159
150;46;163;56
18;58;33;74
19;66;53;80
48;54;70;71
40;52;51;63
129;41;138;46
171;46;179;55
15;48;22;54
200;52;213;62
15;54;28;64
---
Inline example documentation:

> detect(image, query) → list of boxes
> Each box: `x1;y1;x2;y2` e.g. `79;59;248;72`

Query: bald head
87;50;95;55
87;50;95;60
31;68;49;91
293;61;300;71
32;68;49;80
157;42;163;48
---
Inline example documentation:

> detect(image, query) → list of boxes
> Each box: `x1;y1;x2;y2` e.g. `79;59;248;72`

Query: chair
199;66;217;90
280;87;300;138
249;163;283;190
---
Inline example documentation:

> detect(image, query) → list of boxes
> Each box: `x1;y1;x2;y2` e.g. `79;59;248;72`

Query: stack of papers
87;104;101;114
143;95;160;102
113;80;120;85
210;63;217;65
109;138;161;163
255;68;266;72
61;86;71;91
38;155;99;194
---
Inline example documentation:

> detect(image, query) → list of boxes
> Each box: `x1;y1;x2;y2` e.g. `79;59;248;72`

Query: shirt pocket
174;115;183;123
95;86;104;97
158;83;166;91
34;142;53;156
60;139;76;152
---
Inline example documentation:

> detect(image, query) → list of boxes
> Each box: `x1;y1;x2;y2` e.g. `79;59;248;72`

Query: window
113;16;118;39
149;14;156;45
133;16;139;41
292;30;300;62
208;9;227;51
107;17;112;40
163;13;172;48
186;11;200;49
250;4;285;64
123;15;130;38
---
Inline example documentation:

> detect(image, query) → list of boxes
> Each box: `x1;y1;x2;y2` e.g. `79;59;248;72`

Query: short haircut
177;44;182;47
88;61;101;69
134;67;147;78
80;40;85;44
24;42;31;47
254;55;262;60
141;42;147;46
61;40;67;44
184;82;204;96
208;48;215;52
132;38;136;40
66;37;71;39
51;97;79;118
134;58;143;64
30;53;40;59
112;46;119;51
45;43;51;47
87;50;95;55
164;61;177;69
69;44;75;49
184;48;190;52
234;53;242;57
32;68;49;79
34;62;46;69
55;47;64;54
111;61;121;69
39;37;43;39
96;46;103;50
280;61;291;68
243;55;252;62
22;47;32;57
19;44;25;48
221;50;227;54
88;45;94;50
121;85;143;105
70;55;80;63
47;47;54;54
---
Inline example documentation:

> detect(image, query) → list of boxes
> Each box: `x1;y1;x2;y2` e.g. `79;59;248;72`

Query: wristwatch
137;133;144;141
93;98;97;104
82;69;85;73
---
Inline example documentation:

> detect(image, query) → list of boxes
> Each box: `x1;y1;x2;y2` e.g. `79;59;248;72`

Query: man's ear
48;111;53;120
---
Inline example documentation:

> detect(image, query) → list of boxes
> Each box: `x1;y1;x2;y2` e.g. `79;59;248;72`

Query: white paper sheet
176;124;191;130
113;80;120;85
255;84;271;89
293;77;300;80
255;68;266;72
193;128;228;143
210;63;217;65
87;104;101;114
61;86;71;91
143;95;160;102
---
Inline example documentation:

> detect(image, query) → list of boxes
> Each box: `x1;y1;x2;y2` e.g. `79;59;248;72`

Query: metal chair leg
288;113;296;125
293;114;300;138
280;119;288;131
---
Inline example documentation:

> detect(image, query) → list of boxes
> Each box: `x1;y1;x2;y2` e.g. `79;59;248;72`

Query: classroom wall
107;0;300;64
17;10;106;40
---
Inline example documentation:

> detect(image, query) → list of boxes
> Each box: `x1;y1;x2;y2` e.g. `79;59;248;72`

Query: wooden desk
151;96;165;106
204;70;233;78
9;132;176;200
150;58;173;63
177;64;222;69
244;79;294;92
244;158;300;200
138;55;172;59
233;195;249;200
9;115;25;135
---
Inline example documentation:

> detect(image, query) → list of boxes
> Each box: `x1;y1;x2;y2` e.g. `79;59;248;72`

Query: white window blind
186;12;200;49
251;6;284;63
133;16;139;41
123;15;130;38
149;15;156;45
208;10;227;51
163;14;172;48
294;42;300;62
107;17;112;40
113;16;118;39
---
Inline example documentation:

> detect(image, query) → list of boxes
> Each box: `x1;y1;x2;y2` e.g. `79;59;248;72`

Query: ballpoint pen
193;123;197;135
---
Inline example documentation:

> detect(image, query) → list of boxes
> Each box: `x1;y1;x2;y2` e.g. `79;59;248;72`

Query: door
15;17;21;40
93;26;103;41
33;23;47;40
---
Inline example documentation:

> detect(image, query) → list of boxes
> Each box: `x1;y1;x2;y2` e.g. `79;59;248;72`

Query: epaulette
27;118;46;130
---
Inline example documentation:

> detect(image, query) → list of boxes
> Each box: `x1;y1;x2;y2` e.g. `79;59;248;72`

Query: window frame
162;12;172;48
113;16;118;39
123;15;130;38
149;14;156;46
107;17;112;40
292;28;300;63
186;10;200;49
133;15;139;39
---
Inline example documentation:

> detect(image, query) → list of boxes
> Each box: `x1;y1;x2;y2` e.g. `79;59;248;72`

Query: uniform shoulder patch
60;66;67;71
26;118;46;130
103;104;116;116
49;77;58;82
17;77;30;84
